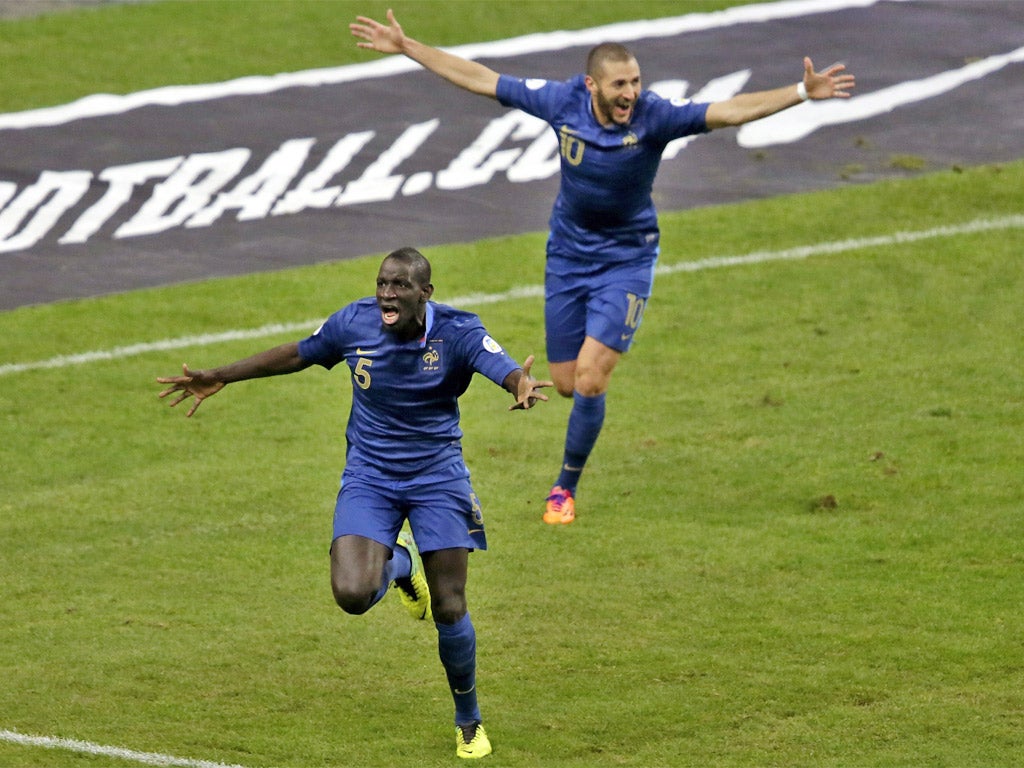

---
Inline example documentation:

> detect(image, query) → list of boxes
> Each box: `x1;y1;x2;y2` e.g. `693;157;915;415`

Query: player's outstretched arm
157;363;226;417
504;355;554;411
156;342;310;417
350;9;500;98
705;57;855;129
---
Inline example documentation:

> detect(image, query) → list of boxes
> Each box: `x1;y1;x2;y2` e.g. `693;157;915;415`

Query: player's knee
552;370;575;397
331;579;375;615
573;369;610;398
548;363;575;398
432;604;467;626
431;593;468;626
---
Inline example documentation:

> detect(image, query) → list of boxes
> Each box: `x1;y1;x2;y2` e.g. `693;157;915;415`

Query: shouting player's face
376;258;432;340
586;58;641;127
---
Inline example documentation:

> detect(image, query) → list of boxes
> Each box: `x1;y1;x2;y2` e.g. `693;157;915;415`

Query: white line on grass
0;729;256;768
0;0;880;130
656;213;1024;273
1;213;1020;378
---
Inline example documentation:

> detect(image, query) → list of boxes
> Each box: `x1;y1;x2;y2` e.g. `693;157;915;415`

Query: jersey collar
417;301;435;347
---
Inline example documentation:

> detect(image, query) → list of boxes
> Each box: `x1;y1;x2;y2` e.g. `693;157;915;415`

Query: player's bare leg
329;534;393;614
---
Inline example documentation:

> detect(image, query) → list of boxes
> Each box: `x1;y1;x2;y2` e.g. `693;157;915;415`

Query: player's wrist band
796;81;809;101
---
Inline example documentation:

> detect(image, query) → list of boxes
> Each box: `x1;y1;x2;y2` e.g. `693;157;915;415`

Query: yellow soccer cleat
393;531;432;621
456;722;492;759
543;485;575;525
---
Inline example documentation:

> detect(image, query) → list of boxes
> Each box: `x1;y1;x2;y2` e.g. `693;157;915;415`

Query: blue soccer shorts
544;252;657;363
332;460;487;553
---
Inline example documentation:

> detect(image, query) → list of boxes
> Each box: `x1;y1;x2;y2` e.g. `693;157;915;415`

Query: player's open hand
157;364;225;417
350;9;405;55
509;355;553;411
803;57;856;100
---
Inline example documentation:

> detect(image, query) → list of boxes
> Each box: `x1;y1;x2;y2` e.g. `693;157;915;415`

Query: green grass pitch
1;2;1022;766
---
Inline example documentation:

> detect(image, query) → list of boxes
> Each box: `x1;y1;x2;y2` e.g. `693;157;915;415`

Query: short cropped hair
586;42;636;78
384;246;432;285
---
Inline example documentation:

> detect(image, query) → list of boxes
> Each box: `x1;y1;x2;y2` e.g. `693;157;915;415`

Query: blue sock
436;612;481;726
368;544;411;610
556;391;606;493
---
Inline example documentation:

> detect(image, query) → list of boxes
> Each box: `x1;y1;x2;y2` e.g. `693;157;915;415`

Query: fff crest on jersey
421;346;440;371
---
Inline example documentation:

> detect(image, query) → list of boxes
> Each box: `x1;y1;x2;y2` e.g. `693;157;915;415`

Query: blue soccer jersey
496;74;709;262
297;300;520;479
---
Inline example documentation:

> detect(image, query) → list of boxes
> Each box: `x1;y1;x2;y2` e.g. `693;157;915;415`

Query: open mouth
379;303;400;325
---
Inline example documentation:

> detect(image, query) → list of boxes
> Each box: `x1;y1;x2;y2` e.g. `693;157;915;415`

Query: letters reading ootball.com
0;73;749;255
2;37;1021;256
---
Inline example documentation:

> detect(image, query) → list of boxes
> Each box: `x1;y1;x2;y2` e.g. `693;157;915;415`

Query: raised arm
704;57;855;129
350;9;500;98
156;341;311;417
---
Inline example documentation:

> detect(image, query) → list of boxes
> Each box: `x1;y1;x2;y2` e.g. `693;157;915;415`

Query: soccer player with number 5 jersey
158;247;551;759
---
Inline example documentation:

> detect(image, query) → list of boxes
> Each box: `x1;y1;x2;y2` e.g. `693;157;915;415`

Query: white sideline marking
0;729;255;768
1;213;1021;378
656;213;1024;274
0;0;880;130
